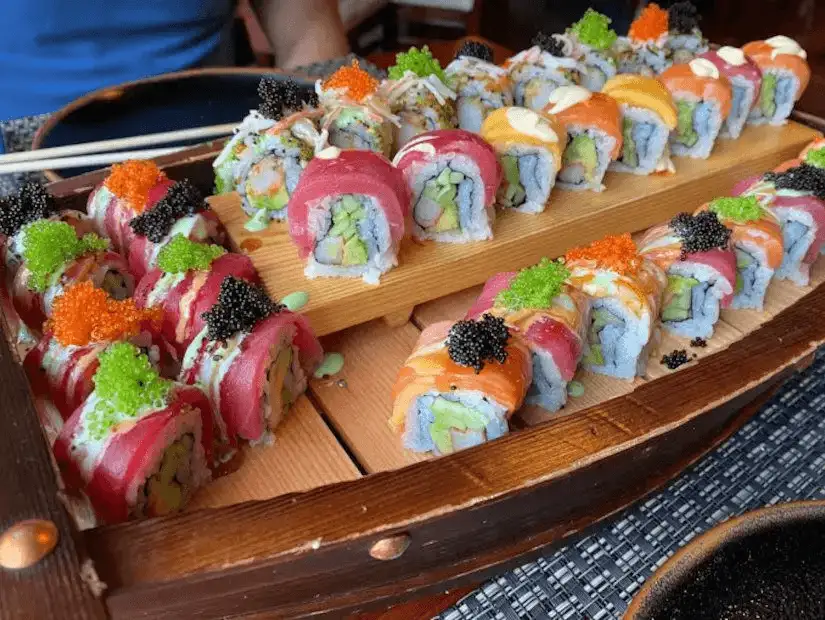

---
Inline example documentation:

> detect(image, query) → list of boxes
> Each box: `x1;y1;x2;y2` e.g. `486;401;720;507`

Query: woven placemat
438;348;825;620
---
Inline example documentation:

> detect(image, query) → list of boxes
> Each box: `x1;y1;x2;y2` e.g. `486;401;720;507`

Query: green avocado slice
621;117;637;167
663;275;699;322
760;73;778;119
429;398;488;454
342;237;368;266
564;134;598;178
583;343;605;366
676;100;699;147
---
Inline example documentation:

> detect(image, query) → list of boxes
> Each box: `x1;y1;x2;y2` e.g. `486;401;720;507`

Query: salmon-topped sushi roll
743;36;810;125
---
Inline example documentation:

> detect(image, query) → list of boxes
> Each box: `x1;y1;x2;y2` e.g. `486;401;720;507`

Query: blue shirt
0;0;235;121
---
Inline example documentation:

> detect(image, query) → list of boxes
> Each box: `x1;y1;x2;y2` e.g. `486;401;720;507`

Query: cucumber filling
143;433;195;517
621;117;638;168
414;166;465;232
662;274;700;322
561;133;598;184
675;101;699;148
314;195;370;266
429;396;489;455
498;155;527;208
584;306;624;367
760;73;778;118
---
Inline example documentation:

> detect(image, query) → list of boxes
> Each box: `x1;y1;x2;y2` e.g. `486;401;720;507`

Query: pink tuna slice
698;50;762;91
466;272;517;319
525;317;581;381
683;248;738;307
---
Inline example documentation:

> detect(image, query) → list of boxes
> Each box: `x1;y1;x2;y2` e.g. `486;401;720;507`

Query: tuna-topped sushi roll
698;47;762;139
638;212;736;339
614;3;670;76
394;129;500;241
565;8;618;91
445;40;513;133
390;314;532;455
505;32;586;112
214;79;325;230
564;233;667;380
545;86;622;192
699;197;784;310
53;343;213;524
659;58;732;159
799;143;825;256
135;236;259;360
743;36;810;126
664;1;708;66
380;46;457;149
289;147;408;283
180;277;323;448
480;107;565;213
24;281;165;421
316;60;398;158
10;220;133;330
603;75;677;175
465;259;590;412
733;162;825;285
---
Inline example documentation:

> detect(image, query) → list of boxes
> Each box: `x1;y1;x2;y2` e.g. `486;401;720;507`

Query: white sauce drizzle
545;85;592;115
689;58;720;79
717;46;746;66
765;35;807;60
505;107;558;142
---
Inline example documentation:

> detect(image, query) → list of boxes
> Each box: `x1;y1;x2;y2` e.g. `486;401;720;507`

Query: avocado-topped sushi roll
698;47;762;139
289;147;408;283
638;212;736;339
699;197;784;310
316;60;398;158
445;40;513;133
10;220;133;330
545;86;622;192
135;237;259;360
180;277;323;448
394;129;500;242
480;107;565;213
465;260;590;412
659;58;732;159
505;32;586;112
381;46;457;149
614;3;670;76
743;36;810;126
391;314;532;455
603;75;677;175
214;79;325;230
53;343;213;524
564;233;667;380
664;1;708;65
565;9;618;91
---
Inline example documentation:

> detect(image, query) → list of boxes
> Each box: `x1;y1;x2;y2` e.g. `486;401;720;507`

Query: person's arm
254;0;350;69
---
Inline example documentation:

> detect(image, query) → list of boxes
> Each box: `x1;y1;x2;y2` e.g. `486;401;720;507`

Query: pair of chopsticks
0;123;238;174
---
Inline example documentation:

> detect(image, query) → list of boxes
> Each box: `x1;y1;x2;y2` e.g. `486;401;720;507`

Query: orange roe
564;233;642;275
46;281;162;347
322;60;379;102
103;160;167;213
628;3;668;43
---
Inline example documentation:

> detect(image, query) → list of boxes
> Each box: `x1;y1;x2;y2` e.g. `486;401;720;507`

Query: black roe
670;211;731;259
258;77;318;120
455;40;494;63
201;276;284;341
446;313;510;374
129;179;208;242
661;349;690;370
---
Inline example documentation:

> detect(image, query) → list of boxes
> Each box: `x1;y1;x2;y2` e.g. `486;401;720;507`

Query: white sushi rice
525;351;568;412
747;68;800;126
496;144;556;214
557;124;617;192
580;49;616;92
720;76;757;139
584;296;654;380
665;33;709;65
669;92;723;159
664;261;733;339
773;205;817;285
452;79;512;134
609;105;671;175
730;244;774;310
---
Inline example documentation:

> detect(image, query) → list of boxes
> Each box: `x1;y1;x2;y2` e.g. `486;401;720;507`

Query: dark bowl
31;68;314;182
625;500;825;620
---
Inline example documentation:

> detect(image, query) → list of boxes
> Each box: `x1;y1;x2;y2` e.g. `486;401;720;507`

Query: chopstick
0;122;237;165
0;146;188;174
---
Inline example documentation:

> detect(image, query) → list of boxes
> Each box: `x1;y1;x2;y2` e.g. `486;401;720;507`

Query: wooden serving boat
3;113;825;620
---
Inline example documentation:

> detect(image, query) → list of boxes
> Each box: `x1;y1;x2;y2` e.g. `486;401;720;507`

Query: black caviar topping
764;164;825;201
690;337;707;348
258;77;318;120
129;179;208;242
446;313;510;374
668;1;701;35
0;182;57;236
455;40;494;63
660;349;690;370
670;211;731;259
532;32;566;57
201;276;284;341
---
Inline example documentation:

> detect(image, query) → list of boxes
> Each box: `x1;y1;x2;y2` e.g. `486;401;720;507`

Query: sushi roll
659;58;732;159
545;86;622;192
465;259;590;412
9;220;133;330
214;79;325;230
664;1;709;66
638;212;736;339
799;143;825;256
480;107;565;213
614;3;670;76
698;47;762;139
380;46;457;149
505;32;586;112
564;233;667;380
24;281;165;420
53;343;213;524
603;75;678;175
289;147;408;283
316;60;398;158
390;314;532;455
700;197;784;310
180;277;323;446
134;236;259;359
565;8;618;91
445;40;513;133
127;179;225;280
0;262;37;359
743;36;810;126
393;129;500;241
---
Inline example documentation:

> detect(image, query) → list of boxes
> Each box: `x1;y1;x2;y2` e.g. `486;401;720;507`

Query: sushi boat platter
5;17;825;620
